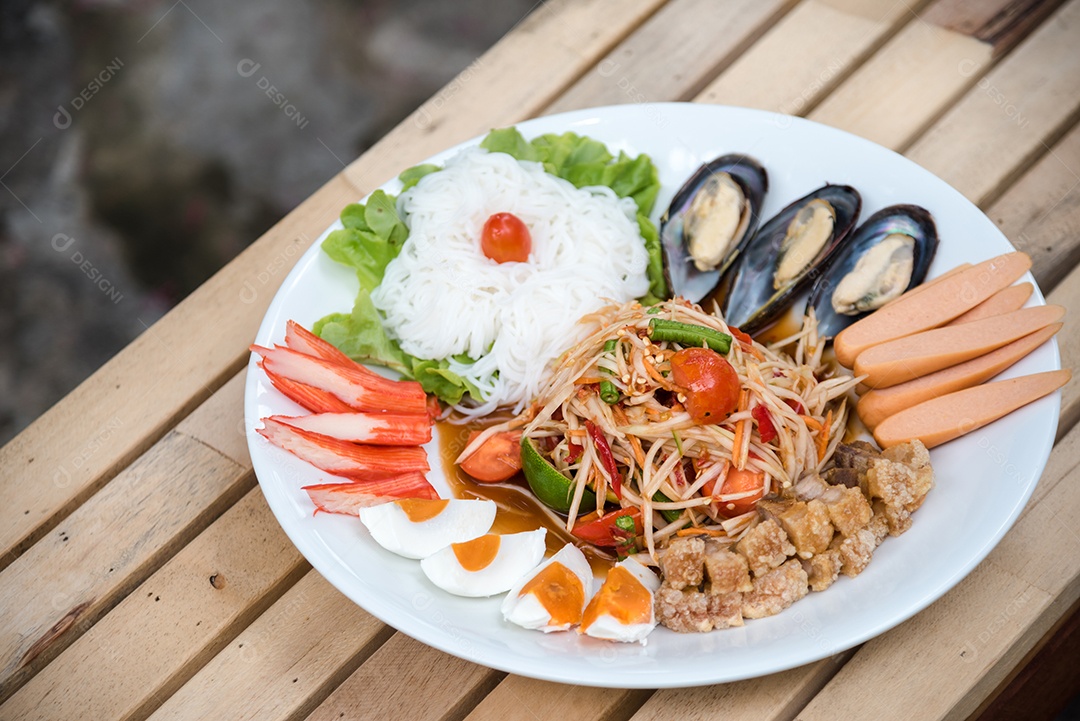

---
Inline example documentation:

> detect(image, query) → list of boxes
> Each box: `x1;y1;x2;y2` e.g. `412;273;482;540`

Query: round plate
244;103;1062;688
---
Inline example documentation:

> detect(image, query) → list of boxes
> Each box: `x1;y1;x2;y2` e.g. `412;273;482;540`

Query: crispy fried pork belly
866;441;934;537
741;559;809;619
776;500;834;559
806;548;842;592
656;586;745;633
737;519;796;577
837;528;877;577
658;536;705;590
825;485;873;537
703;540;753;594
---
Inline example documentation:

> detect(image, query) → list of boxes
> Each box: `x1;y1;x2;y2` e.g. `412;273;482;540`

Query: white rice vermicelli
370;147;650;416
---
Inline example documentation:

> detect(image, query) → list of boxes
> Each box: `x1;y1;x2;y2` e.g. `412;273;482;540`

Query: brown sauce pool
438;419;616;573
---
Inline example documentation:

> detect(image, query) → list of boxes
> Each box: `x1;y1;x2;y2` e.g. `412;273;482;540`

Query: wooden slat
0;393;252;702
545;0;799;114
147;571;391;721
631;652;856;720
0;174;357;572
905;0;1080;206
810;0;1065;151
1047;262;1080;439
341;0;667;192
698;0;930;114
465;677;651;721
795;409;1080;720
1;488;307;721
304;635;502;721
990;121;1080;294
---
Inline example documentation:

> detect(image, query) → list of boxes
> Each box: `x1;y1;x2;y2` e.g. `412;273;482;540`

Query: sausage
857;322;1061;430
834;252;1032;367
873;369;1071;449
947;283;1033;326
853;304;1064;389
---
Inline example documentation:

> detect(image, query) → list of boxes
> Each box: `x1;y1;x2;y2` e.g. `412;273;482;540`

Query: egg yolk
395;498;449;523
452;534;501;572
518;561;585;626
580;565;652;632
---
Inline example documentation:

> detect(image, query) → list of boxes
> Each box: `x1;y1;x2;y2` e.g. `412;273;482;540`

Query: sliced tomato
481;212;531;263
728;325;753;346
702;465;766;518
669;347;741;424
571;508;642;548
459;430;523;482
751;405;777;443
785;398;806;415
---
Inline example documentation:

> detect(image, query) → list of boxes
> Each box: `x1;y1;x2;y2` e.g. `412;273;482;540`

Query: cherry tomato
571;508;643;548
702;466;766;518
669;347;740;424
481;212;531;263
459;430;522;482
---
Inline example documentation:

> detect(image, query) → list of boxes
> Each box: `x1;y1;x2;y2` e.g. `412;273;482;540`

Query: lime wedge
520;436;596;515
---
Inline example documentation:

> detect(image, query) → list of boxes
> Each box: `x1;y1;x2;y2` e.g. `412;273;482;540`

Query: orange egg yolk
517;562;585;626
395;498;449;523
580;565;652;632
452;534;501;572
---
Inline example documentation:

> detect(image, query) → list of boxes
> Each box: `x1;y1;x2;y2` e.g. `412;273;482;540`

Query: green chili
599;380;620;404
648;318;732;353
603;339;618;352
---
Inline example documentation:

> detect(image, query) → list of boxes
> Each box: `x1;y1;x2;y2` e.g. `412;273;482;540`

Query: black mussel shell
807;204;938;338
710;184;862;334
660;154;768;302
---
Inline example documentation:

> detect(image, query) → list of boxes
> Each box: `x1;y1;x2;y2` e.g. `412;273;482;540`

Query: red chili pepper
571;508;642;548
585;419;622;499
566;440;584;464
785;398;806;415
728;326;753;346
752;405;777;443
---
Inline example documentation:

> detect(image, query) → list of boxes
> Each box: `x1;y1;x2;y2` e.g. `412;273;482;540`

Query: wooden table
3;0;1079;718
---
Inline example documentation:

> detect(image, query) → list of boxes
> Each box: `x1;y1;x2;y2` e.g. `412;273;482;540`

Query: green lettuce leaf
399;163;441;191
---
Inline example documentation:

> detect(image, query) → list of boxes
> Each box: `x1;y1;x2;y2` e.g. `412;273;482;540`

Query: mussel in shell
660;154;768;302
711;184;861;334
807;204;938;337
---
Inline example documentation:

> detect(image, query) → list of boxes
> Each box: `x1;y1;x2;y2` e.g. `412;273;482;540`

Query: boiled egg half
358;498;496;559
580;556;660;643
421;528;546;597
501;543;594;632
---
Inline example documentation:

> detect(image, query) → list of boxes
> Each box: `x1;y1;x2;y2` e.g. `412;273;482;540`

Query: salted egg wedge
421;529;546;597
501;543;594;632
580;557;660;643
357;498;496;560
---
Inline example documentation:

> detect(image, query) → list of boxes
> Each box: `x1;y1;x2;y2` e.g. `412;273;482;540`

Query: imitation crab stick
873;369;1071;449
304;474;438;514
284;320;358;367
268;412;432;446
857;322;1062;430
853;304;1064;389
947;283;1033;326
258;417;429;479
835;252;1032;367
251;344;428;415
261;365;356;414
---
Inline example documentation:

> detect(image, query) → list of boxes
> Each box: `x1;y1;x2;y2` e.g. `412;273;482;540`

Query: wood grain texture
632;652;855;720
546;0;799;114
0;173;358;573
796;421;1080;721
1047;261;1080;440
697;0;927;115
0;430;249;702
465;677;651;721
990;121;1080;294
304;634;503;721
147;570;391;721
341;0;667;192
922;0;1067;52
809;19;991;150
906;0;1080;206
1;488;307;721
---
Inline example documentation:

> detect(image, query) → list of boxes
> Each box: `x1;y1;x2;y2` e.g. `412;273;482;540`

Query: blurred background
0;0;535;445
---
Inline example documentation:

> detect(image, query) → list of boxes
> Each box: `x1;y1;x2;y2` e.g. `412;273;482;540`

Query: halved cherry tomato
459;430;522;482
669;347;740;424
481;212;531;263
571;508;642;548
702;465;766;518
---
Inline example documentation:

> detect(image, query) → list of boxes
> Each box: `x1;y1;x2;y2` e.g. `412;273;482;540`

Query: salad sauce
438;419;615;573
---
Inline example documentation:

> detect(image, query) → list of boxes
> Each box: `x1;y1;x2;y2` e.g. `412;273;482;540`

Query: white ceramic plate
244;103;1061;688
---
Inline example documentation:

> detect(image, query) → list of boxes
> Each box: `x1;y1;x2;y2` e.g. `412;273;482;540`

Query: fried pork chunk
776;500;834;559
866;440;934;536
806;548;842;592
826;485;873;537
736;519;796;577
655;537;751;632
742;559;809;619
